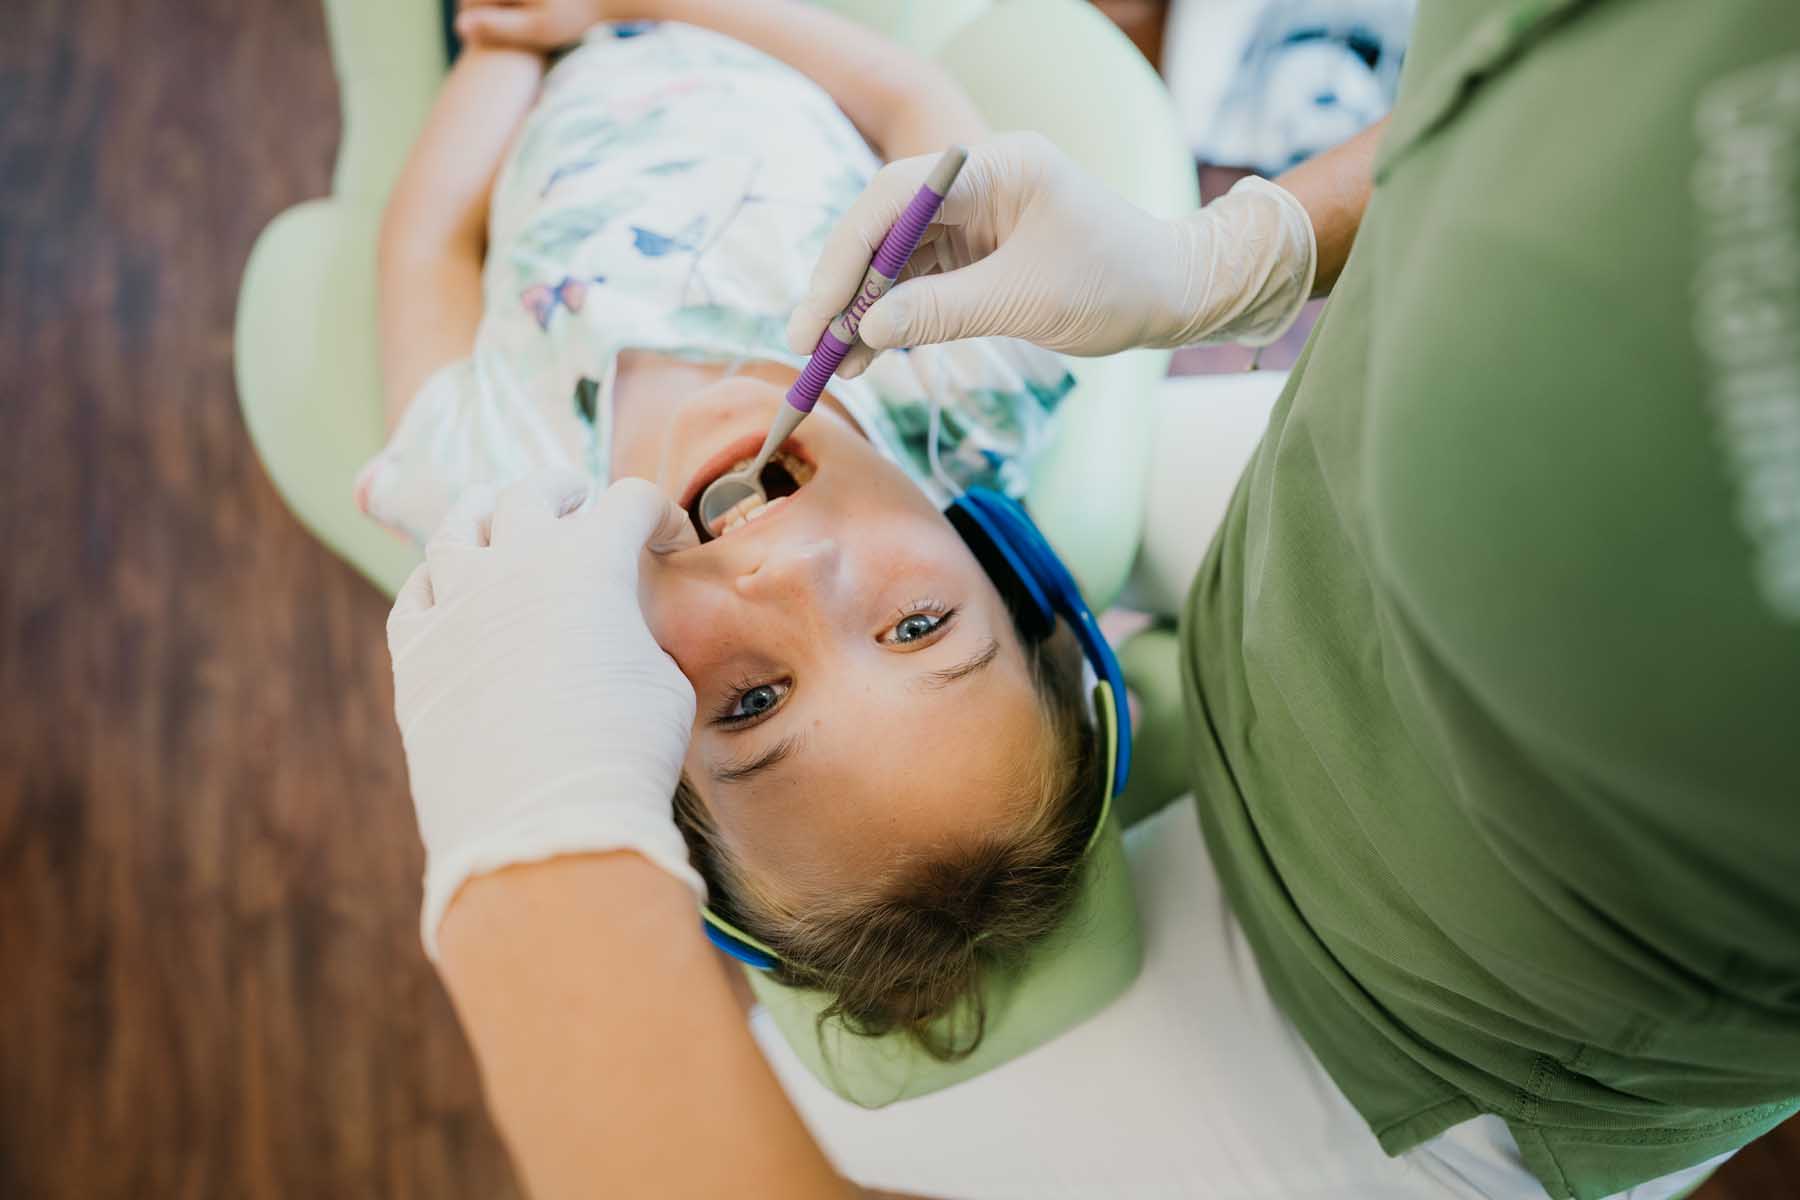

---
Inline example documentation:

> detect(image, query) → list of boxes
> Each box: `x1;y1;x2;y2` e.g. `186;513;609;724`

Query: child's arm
456;0;988;159
379;47;547;429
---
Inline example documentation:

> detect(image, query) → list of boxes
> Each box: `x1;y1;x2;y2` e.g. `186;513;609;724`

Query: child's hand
454;0;609;52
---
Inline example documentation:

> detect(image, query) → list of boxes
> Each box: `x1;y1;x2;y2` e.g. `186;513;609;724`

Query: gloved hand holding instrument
786;131;1317;376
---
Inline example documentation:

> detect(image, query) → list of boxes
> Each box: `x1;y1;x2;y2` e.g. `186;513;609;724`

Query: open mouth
686;446;817;542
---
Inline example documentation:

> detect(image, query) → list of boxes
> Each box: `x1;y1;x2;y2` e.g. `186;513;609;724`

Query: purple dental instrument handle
871;178;949;280
784;329;853;414
785;146;968;415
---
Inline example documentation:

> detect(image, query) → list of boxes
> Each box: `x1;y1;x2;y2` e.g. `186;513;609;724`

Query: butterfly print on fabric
521;275;604;330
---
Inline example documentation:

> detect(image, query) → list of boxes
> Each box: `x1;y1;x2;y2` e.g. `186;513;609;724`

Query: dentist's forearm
1272;116;1386;295
437;852;857;1200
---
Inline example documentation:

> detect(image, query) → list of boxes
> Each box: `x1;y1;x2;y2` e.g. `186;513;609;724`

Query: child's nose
735;539;844;607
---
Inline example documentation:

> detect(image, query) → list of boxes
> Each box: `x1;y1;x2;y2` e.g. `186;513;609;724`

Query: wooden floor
0;2;517;1196
0;2;1792;1197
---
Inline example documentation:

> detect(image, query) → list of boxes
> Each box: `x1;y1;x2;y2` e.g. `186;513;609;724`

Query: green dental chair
234;0;1198;1105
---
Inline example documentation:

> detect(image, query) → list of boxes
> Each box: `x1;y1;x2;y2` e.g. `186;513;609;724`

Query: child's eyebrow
713;732;805;786
918;637;1000;691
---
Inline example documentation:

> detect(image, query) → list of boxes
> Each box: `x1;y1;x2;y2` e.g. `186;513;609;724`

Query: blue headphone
701;486;1133;970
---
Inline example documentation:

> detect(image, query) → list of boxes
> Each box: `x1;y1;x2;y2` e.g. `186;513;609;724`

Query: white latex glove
786;132;1317;377
387;470;705;959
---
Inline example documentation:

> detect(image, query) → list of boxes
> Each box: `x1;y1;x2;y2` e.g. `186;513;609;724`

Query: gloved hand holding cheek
787;132;1316;374
387;471;705;959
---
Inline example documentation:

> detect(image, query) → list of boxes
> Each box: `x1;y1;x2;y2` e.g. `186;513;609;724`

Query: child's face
639;374;1049;907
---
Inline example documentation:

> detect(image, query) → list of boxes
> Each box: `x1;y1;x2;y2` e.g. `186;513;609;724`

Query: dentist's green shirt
1177;2;1800;1196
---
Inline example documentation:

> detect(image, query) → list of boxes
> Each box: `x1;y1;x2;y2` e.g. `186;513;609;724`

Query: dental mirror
696;407;800;534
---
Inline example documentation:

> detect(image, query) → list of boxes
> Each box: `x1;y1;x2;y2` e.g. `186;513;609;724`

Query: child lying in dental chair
366;0;1110;1056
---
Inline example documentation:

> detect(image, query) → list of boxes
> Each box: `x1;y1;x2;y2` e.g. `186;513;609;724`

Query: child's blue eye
893;613;942;643
721;680;790;724
883;605;957;646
